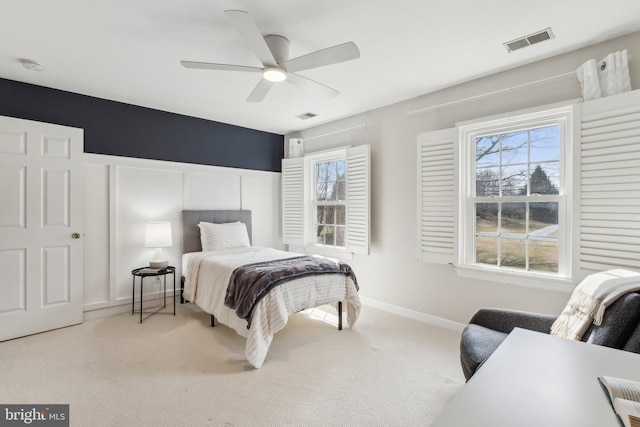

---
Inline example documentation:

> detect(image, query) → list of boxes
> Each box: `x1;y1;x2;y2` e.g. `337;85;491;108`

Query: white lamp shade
145;221;173;248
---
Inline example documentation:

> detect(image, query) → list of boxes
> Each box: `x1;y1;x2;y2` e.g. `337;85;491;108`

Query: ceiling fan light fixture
263;67;287;82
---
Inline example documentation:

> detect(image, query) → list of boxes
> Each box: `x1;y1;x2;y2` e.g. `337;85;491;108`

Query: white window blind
346;144;370;254
580;90;640;271
417;128;455;264
281;157;304;245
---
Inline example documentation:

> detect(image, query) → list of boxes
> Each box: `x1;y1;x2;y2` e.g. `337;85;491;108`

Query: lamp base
149;260;169;269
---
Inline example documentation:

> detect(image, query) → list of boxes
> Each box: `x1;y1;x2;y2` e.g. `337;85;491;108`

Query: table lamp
145;221;172;269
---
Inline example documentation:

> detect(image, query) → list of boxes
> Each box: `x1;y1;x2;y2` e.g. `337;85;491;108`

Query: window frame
456;104;576;289
311;155;347;249
282;144;370;259
304;148;351;257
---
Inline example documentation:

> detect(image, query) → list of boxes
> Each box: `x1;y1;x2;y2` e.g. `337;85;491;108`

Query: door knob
72;233;81;239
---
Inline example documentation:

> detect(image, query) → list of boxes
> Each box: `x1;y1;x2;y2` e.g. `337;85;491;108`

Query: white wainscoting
82;153;282;319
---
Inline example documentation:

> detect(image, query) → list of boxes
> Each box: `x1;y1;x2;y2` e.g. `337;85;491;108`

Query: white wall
287;32;640;324
82;154;281;318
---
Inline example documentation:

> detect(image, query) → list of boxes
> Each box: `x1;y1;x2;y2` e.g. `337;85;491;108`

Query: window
282;144;370;256
420;92;640;288
458;105;574;281
314;159;346;247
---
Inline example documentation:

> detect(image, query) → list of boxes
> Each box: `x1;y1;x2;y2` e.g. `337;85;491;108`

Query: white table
431;328;640;427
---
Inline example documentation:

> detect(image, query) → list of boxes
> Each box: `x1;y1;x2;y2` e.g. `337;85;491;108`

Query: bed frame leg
338;301;343;331
180;276;185;304
211;314;215;327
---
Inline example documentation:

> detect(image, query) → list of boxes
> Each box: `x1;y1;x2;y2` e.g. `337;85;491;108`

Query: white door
0;115;84;341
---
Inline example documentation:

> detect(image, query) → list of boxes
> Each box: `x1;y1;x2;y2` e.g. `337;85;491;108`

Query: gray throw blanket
224;255;358;328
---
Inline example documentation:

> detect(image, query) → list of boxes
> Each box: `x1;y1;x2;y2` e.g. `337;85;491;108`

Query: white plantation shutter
417;128;455;264
580;90;640;271
346;144;370;254
281;157;305;245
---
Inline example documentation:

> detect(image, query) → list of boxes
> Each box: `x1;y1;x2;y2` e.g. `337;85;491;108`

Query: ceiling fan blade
286;73;339;99
180;61;262;73
246;79;275;102
280;42;360;73
224;10;277;67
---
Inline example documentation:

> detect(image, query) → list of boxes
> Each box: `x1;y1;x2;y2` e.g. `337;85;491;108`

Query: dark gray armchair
460;292;640;381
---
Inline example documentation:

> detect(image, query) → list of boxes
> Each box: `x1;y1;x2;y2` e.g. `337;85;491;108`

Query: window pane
336;226;345;247
529;202;558;232
336;205;346;225
327;206;336;224
501;131;529;166
476;167;500;196
337;160;345;178
316;183;328;201
529;239;558;273
500;237;526;269
476;136;500;167
336;181;346;201
316;163;327;180
327;161;337;180
318;225;335;246
326;181;337;201
318;206;339;225
475;236;498;265
529;163;559;195
530;126;560;163
502;165;527;196
476;203;498;233
316;225;325;244
501;203;526;234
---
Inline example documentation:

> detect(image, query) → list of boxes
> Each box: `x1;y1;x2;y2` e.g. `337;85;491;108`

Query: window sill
454;264;575;293
303;245;354;261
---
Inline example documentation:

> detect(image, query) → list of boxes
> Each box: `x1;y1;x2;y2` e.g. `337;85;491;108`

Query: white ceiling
3;0;640;135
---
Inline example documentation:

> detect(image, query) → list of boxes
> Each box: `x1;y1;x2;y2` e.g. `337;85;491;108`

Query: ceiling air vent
503;27;554;52
296;112;318;120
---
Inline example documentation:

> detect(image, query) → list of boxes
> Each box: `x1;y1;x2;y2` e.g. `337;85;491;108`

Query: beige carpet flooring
0;303;464;426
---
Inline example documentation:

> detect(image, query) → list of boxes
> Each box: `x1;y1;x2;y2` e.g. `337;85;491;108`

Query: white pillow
198;221;251;251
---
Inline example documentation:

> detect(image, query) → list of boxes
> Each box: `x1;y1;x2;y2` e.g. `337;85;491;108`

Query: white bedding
183;246;361;368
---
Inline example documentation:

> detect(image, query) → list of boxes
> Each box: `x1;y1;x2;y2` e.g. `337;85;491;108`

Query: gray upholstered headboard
182;210;252;254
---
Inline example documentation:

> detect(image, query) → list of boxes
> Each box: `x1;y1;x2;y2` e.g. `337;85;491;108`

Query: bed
180;210;361;368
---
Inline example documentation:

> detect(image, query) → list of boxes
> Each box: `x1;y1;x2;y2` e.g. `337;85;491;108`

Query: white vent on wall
504;28;554;52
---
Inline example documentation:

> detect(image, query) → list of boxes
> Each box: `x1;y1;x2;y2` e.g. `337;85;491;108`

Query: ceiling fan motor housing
264;35;289;64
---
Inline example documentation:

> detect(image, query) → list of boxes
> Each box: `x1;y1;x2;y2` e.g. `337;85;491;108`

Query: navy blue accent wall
0;78;283;172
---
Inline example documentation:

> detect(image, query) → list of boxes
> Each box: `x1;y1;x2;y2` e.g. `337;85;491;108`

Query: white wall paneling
115;165;184;301
82;154;281;317
241;175;283;248
83;163;110;306
185;172;241;209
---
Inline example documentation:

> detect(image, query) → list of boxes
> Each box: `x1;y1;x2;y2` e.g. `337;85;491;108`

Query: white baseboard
83;303;132;321
83;292;177;322
359;296;466;333
83;292;466;333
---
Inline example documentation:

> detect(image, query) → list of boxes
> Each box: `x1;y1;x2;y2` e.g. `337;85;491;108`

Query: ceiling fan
180;10;360;102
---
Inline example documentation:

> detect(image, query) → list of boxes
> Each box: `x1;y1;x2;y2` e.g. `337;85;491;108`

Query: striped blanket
225;255;358;328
